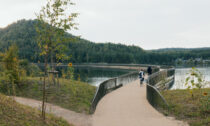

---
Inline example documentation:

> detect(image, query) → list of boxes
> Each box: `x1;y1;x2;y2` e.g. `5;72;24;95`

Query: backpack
139;71;143;78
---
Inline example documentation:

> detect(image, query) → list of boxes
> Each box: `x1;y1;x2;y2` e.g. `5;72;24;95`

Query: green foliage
19;60;42;77
162;88;210;126
185;67;204;89
35;0;78;119
66;67;74;80
0;63;3;74
1;45;20;95
14;77;96;114
185;67;207;98
0;45;41;95
36;0;78;63
0;93;72;126
2;45;20;84
28;63;42;77
1;20;210;65
0;20;40;61
199;92;209;116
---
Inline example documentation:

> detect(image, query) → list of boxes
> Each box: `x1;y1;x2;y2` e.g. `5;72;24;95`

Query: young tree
36;0;78;120
2;45;19;96
185;67;206;98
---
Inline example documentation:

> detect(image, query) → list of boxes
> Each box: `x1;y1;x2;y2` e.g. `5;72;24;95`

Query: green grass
161;88;210;126
14;77;96;114
0;93;72;126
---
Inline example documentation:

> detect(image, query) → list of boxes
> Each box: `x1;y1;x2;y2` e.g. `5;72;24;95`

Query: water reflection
56;66;133;86
172;67;210;89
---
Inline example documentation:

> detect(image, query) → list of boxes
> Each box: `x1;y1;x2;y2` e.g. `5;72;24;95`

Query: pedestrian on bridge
139;69;145;86
147;66;152;75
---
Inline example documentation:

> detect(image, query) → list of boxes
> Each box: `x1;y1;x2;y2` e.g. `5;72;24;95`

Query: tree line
0;19;210;65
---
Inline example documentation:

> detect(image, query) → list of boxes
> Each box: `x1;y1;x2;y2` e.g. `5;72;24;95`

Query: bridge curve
92;79;188;126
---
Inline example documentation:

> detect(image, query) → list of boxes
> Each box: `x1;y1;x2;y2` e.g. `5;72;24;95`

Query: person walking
147;66;152;75
139;69;145;86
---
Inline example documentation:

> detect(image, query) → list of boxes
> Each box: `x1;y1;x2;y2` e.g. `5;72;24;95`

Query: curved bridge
92;79;188;126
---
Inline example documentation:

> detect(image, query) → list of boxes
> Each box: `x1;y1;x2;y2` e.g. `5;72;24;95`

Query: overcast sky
0;0;210;49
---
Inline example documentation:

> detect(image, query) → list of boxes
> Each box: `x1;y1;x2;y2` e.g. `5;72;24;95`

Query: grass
14;77;96;114
0;93;72;126
161;88;210;126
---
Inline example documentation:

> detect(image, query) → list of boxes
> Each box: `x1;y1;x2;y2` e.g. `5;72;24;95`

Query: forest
0;19;210;65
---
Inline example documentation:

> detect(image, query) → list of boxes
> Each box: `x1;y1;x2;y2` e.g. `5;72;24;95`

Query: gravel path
14;97;91;126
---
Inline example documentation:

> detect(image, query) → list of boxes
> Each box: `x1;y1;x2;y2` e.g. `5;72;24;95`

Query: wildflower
203;92;208;96
68;63;72;67
44;45;48;50
13;57;17;61
57;63;61;66
190;90;193;94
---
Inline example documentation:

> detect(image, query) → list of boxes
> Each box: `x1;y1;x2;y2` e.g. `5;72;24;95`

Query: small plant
185;67;209;117
200;92;209;116
67;63;74;80
185;67;205;98
2;45;20;96
77;74;80;81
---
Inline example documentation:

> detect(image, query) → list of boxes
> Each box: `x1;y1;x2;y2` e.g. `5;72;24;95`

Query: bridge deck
92;79;187;126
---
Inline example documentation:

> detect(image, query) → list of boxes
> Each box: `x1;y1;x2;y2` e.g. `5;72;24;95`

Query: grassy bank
0;93;72;126
11;77;96;114
162;88;210;126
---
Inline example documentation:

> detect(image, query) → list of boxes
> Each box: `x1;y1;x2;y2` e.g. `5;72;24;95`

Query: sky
0;0;210;49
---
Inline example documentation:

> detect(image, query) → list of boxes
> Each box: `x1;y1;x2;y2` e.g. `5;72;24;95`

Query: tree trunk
42;55;48;120
51;50;56;85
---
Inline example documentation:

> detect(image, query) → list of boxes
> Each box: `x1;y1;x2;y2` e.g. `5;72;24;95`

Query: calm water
172;67;210;89
73;67;133;86
54;66;133;86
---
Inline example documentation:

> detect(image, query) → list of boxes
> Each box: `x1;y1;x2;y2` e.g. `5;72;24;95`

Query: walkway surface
92;79;188;126
15;79;188;126
14;97;91;126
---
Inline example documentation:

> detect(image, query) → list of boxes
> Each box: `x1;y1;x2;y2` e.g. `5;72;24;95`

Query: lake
73;66;210;89
51;65;210;89
172;67;210;89
70;67;133;86
38;65;134;87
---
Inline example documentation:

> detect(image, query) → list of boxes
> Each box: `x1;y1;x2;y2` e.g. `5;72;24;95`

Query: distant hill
0;93;70;126
0;19;145;64
0;19;210;65
151;47;210;53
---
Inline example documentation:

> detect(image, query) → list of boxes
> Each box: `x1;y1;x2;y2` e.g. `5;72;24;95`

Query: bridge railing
89;65;160;114
148;68;175;86
146;68;175;112
89;71;139;114
146;84;169;112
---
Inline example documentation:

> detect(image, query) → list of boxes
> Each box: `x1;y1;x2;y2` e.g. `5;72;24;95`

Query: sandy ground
15;79;188;126
14;97;91;126
92;80;188;126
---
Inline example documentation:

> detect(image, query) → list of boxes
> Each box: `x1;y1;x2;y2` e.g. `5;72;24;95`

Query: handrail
89;65;169;114
89;71;139;114
146;67;175;113
146;84;169;109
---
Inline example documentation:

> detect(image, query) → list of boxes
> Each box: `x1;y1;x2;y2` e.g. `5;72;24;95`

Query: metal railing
146;84;169;111
89;71;139;114
146;68;175;112
148;68;175;86
89;65;166;114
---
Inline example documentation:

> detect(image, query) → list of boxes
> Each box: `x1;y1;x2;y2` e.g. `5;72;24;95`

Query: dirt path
92;79;188;126
14;97;91;126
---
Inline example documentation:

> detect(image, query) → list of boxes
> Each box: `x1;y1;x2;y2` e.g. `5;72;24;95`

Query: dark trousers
140;78;144;85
